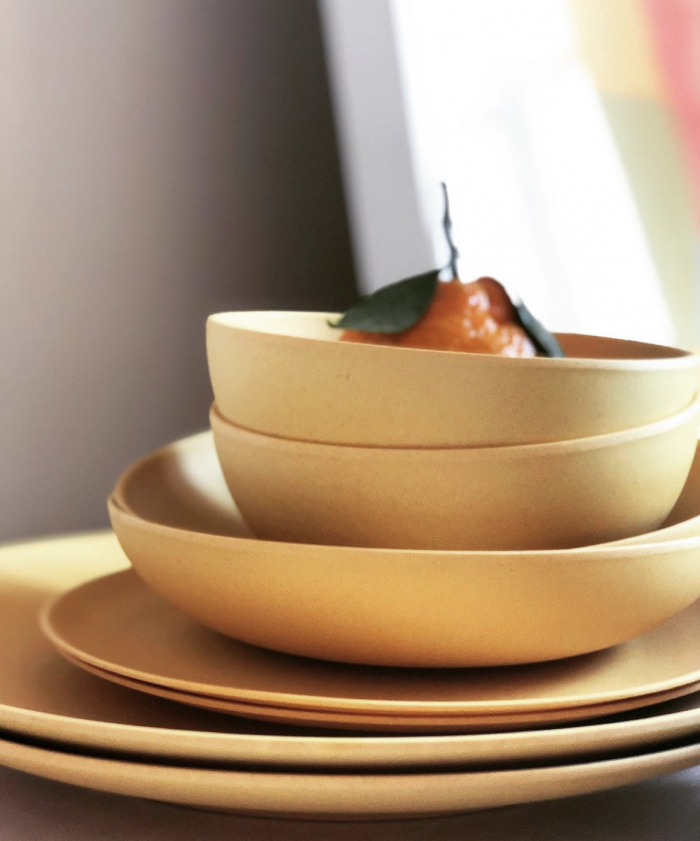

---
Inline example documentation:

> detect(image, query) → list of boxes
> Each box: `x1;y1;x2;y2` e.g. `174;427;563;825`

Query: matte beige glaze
41;567;700;714
11;533;700;766
608;444;700;545
5;734;700;819
207;311;700;447
210;400;700;552
111;433;700;667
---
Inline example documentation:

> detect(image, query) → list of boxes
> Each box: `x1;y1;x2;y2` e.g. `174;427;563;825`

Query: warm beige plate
41;568;700;717
111;433;700;667
64;652;700;733
8;533;700;768
4;732;700;819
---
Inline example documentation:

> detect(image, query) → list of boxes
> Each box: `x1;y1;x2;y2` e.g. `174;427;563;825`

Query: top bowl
207;312;700;447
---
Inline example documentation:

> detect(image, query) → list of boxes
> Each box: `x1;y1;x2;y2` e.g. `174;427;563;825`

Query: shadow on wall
1;0;356;541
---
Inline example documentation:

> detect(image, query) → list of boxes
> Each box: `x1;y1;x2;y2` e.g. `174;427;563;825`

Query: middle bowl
210;397;700;552
109;432;700;667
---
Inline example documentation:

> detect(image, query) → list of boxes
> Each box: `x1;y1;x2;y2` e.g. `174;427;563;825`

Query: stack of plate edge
2;532;700;818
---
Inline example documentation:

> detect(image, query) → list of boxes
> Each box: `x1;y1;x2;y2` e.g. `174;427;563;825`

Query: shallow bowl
207;312;700;447
110;433;700;667
210;399;700;551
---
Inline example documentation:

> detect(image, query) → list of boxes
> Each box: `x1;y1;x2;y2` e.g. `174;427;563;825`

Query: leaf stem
441;182;460;280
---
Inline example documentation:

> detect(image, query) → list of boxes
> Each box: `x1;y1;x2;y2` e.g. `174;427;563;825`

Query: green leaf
329;270;440;334
514;302;565;358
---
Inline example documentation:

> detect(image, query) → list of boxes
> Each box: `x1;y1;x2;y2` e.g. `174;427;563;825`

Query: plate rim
40;566;700;714
59;649;700;731
2;727;700;818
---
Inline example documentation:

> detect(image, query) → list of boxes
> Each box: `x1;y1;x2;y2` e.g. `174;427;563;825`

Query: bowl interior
209;312;695;363
114;433;251;539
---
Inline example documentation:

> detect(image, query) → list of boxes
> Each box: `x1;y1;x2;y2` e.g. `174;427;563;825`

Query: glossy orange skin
341;278;537;356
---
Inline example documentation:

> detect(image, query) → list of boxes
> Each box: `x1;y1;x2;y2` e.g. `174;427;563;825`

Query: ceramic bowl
607;446;700;546
209;398;700;552
109;433;700;667
207;312;700;447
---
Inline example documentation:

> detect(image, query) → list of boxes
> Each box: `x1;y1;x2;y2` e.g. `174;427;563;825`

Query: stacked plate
0;432;696;818
7;314;700;819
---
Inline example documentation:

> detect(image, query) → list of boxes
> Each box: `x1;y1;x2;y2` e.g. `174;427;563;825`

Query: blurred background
2;0;699;541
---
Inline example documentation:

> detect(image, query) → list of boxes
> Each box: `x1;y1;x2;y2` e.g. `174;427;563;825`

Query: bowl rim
207;311;700;370
209;393;700;457
109;433;700;561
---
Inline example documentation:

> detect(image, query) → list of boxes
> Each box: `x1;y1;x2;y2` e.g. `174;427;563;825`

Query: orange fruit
341;278;536;356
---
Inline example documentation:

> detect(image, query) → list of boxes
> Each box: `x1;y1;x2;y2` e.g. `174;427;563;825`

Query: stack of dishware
207;312;700;554
5;312;700;819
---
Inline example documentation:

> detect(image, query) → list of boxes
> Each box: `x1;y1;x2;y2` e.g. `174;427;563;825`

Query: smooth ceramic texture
112;432;700;667
61;653;700;733
8;533;700;767
210;398;700;552
609;444;700;546
41;568;700;717
207;311;700;447
5;734;700;820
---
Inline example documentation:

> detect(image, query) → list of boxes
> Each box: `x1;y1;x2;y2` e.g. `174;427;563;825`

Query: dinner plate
3;731;700;819
42;568;700;717
8;532;700;770
63;651;700;732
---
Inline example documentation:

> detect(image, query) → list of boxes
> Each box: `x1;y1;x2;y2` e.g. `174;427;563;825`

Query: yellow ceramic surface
207;311;700;447
10;533;700;765
111;433;700;667
210;399;700;551
42;563;700;713
5;734;700;819
609;445;700;546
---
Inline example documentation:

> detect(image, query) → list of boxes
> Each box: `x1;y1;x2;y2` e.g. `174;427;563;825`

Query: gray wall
1;0;356;541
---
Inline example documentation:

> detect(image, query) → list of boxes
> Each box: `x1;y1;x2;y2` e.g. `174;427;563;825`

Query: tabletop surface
2;762;700;839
